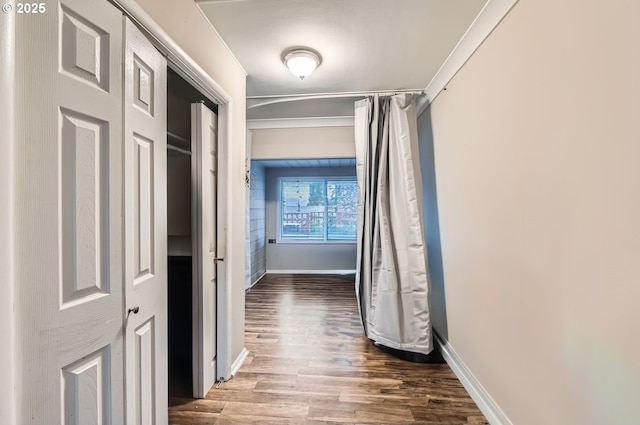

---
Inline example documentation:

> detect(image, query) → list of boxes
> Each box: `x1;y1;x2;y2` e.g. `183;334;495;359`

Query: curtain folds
354;94;433;355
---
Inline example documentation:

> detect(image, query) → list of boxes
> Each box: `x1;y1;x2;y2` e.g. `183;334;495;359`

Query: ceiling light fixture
282;48;322;80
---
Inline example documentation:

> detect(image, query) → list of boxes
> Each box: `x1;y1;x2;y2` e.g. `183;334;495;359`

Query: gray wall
265;166;357;272
249;161;266;285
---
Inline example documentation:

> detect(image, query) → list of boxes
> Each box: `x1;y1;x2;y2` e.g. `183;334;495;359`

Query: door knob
127;306;140;317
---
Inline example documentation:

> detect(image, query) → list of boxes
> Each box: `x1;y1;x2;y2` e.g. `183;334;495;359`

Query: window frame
276;176;358;244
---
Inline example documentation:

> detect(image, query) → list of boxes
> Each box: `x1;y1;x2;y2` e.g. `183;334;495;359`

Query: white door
14;0;125;423
123;18;168;425
191;102;220;398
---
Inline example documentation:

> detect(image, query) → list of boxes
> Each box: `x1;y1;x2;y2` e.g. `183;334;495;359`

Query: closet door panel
191;102;219;398
123;17;168;425
14;0;125;423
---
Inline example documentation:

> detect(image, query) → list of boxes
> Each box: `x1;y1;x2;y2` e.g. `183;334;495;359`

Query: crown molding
418;0;520;115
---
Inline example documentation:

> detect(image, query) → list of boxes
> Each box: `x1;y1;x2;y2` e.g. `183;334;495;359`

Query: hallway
169;274;487;424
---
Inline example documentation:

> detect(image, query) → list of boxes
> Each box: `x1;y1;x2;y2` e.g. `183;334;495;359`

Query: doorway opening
166;67;218;398
246;158;358;288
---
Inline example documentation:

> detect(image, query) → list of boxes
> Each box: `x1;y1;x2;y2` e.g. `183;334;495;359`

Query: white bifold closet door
191;102;220;398
16;1;169;424
15;0;125;423
123;17;169;425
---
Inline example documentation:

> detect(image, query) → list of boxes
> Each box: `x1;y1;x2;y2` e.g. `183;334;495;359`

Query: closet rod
247;90;425;110
247;89;425;100
167;143;191;156
167;130;190;146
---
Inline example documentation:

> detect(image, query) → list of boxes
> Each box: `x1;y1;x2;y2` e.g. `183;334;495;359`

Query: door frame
110;0;234;381
0;8;16;423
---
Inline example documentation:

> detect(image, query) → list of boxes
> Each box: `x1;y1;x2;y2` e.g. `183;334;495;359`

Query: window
279;177;358;242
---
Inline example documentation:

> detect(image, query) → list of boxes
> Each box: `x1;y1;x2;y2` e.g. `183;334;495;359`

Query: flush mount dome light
282;48;322;80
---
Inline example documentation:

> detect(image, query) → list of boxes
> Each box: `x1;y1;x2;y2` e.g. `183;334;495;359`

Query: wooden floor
169;274;488;425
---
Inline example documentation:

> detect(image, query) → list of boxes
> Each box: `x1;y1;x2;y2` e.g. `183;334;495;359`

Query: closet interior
167;68;217;397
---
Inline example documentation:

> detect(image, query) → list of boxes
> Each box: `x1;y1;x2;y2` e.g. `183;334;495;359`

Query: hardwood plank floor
169;274;488;425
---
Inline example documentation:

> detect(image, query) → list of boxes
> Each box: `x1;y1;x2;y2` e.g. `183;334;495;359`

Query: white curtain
354;94;433;355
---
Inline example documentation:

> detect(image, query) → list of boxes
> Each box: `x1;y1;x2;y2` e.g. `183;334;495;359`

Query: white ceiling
196;0;488;119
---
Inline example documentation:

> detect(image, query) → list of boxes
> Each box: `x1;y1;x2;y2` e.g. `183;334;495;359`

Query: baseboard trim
266;269;356;275
249;272;266;289
434;333;513;425
229;348;249;377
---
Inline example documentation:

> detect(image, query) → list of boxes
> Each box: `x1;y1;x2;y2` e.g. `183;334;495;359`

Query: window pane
281;180;325;240
326;180;358;241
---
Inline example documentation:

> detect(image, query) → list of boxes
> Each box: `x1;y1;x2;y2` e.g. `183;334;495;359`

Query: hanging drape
354;94;432;355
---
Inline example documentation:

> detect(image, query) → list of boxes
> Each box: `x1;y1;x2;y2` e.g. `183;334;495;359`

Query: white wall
249;162;266;285
421;0;640;423
265;167;357;273
251;126;355;159
135;0;247;373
